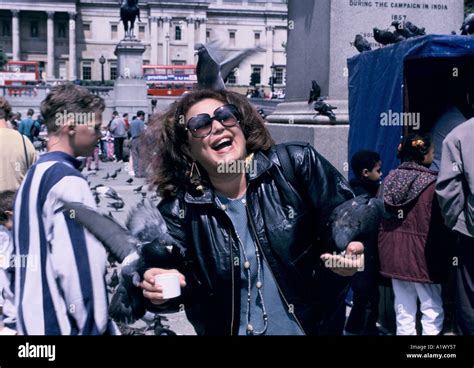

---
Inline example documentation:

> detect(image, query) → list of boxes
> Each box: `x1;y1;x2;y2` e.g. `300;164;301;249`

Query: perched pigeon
373;28;405;45
313;100;337;122
329;194;385;250
60;200;186;324
461;13;474;35
404;21;426;36
308;80;322;103
195;41;263;90
391;21;417;39
354;34;372;53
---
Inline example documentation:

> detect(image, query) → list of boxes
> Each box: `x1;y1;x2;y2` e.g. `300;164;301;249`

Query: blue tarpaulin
347;35;474;179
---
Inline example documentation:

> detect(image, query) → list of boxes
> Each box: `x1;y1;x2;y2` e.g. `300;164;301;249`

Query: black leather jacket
157;143;354;335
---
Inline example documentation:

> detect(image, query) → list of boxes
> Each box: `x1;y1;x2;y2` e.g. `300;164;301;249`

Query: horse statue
120;0;141;39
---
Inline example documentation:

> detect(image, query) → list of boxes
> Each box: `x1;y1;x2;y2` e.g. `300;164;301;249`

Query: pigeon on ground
110;171;118;180
102;173;110;180
96;186;122;201
308;80;322;103
59;200;186;324
354;34;372;53
461;13;474;35
108;200;125;211
329;194;385;251
94;191;101;206
195;41;263;90
126;178;134;185
133;185;143;193
373;28;405;45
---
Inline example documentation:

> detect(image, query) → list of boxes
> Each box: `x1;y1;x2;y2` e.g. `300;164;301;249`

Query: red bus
143;64;197;96
0;61;40;86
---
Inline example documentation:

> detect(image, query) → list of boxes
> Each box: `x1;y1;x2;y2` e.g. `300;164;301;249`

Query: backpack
30;122;40;138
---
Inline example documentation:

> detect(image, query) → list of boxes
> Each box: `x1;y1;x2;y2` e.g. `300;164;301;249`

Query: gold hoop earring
190;161;204;192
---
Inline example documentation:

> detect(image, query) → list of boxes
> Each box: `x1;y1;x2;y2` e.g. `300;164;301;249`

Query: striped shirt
13;151;114;335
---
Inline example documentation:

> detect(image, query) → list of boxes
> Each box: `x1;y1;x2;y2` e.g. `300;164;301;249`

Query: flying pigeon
461;13;474;35
373;28;405;45
329;194;385;251
59;200;186;324
354;34;372;53
195;41;263;90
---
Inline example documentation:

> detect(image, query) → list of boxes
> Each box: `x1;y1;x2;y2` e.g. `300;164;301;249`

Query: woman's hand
140;268;186;305
320;241;365;277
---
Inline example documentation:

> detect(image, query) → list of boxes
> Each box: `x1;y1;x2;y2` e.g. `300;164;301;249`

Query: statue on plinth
120;0;141;40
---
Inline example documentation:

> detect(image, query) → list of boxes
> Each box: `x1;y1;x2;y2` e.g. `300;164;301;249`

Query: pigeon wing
220;47;262;81
60;201;136;263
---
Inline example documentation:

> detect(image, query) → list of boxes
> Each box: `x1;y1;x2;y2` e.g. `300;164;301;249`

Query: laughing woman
139;89;363;335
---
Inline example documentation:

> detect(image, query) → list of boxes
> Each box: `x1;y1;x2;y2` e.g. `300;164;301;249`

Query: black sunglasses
185;104;241;138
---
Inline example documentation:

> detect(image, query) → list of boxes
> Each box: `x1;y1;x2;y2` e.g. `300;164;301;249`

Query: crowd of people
0;82;473;336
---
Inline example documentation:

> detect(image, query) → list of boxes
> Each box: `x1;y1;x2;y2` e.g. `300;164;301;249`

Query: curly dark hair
0;97;12;120
397;132;432;164
143;89;274;198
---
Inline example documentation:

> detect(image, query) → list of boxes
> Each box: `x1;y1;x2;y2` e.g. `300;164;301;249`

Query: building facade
0;0;287;89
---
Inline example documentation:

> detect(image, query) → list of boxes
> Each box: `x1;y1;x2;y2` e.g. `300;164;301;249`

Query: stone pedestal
267;0;464;170
114;39;148;114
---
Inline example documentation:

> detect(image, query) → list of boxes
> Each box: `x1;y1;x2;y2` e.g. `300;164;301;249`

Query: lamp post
99;55;106;85
270;63;276;94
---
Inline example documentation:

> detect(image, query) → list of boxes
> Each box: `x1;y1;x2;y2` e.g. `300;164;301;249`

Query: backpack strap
20;133;30;169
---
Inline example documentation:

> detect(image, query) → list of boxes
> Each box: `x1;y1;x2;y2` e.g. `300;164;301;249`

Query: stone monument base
113;39;148;115
266;99;349;175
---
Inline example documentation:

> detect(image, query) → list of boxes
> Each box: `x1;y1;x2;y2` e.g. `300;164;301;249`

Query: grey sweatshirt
436;117;474;237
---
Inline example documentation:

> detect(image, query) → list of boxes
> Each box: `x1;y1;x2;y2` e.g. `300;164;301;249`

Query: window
30;21;39;38
82;61;92;80
139;25;145;39
110;61;117;80
175;25;182;41
274;67;285;85
229;31;235;47
254;32;260;46
111;24;118;39
2;21;11;37
57;23;67;38
226;69;237;84
251;65;262;85
83;23;91;38
206;29;211;43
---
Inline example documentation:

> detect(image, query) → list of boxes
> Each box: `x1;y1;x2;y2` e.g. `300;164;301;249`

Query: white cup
154;273;181;299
